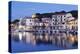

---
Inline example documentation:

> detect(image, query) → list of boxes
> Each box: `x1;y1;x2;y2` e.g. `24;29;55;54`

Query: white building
18;13;75;33
19;17;37;31
51;13;74;33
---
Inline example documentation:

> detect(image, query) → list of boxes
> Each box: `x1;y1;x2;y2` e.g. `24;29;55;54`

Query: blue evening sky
10;1;78;21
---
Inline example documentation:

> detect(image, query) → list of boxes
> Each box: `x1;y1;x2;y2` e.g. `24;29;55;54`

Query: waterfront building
51;13;75;33
19;17;36;31
18;12;77;33
66;19;78;32
10;19;19;32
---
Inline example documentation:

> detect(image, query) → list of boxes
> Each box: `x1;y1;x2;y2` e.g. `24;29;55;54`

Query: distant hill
11;19;20;24
68;10;78;19
34;10;78;19
11;10;78;23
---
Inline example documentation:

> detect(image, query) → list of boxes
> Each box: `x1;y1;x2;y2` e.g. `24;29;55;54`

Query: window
53;27;55;29
67;16;72;18
30;19;32;22
63;15;65;17
50;27;52;29
64;19;65;21
57;15;61;18
61;16;62;18
30;23;32;25
62;22;65;24
53;23;54;24
53;19;54;21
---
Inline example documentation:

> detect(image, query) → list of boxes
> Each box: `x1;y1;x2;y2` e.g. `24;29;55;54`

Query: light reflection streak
11;31;78;48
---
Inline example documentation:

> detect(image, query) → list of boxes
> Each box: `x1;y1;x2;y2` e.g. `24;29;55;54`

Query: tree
68;10;78;19
12;19;19;24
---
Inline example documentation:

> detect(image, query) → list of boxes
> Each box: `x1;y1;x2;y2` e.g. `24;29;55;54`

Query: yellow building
66;19;78;31
11;23;19;30
32;14;39;19
32;14;37;18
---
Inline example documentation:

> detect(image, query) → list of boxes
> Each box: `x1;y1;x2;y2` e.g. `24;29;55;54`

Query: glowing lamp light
70;36;75;43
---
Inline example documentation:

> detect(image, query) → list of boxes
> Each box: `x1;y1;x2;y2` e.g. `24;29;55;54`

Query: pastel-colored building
66;19;78;32
18;12;77;33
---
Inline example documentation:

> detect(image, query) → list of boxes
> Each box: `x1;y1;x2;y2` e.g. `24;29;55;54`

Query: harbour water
11;31;78;53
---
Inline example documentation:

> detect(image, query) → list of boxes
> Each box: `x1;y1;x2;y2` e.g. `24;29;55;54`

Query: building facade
18;12;77;33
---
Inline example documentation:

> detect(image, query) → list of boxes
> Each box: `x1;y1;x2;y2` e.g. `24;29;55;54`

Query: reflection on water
11;31;78;52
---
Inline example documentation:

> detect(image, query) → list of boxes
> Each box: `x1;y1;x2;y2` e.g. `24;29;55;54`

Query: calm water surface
11;32;78;53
